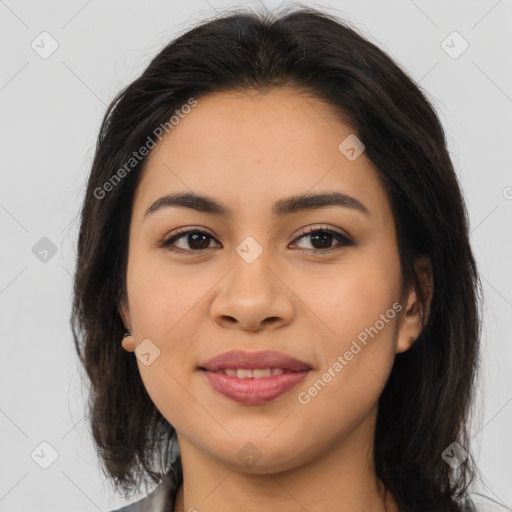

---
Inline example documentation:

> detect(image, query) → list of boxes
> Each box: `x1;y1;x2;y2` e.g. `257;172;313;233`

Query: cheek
136;360;200;437
127;248;206;333
294;292;398;450
306;253;401;345
297;248;401;406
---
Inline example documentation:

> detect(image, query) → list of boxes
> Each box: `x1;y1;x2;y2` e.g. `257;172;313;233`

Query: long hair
71;5;482;510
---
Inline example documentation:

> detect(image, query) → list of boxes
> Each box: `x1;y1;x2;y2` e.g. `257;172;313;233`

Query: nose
210;254;295;332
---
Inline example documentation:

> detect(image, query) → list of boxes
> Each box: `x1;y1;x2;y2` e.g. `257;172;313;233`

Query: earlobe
396;289;422;354
118;295;135;353
121;333;136;352
396;335;417;354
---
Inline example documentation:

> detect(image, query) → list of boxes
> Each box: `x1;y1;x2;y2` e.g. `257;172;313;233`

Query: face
120;86;425;474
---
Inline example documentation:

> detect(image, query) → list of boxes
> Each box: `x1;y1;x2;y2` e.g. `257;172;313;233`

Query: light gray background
1;0;511;510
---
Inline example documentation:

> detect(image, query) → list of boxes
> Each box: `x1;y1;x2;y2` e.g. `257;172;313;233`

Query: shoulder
460;496;478;512
459;494;510;512
107;488;166;512
107;473;179;512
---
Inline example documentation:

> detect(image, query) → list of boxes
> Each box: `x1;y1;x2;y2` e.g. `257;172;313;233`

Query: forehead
132;87;390;224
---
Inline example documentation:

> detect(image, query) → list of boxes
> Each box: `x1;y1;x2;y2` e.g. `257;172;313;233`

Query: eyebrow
144;191;371;221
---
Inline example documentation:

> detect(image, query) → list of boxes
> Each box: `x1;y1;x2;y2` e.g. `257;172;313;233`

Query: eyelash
160;225;354;254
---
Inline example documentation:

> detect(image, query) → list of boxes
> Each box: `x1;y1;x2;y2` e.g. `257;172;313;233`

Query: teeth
216;368;286;378
253;368;271;378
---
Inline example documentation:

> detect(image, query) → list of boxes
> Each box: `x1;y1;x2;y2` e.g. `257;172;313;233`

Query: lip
199;349;312;372
202;370;310;404
199;350;312;404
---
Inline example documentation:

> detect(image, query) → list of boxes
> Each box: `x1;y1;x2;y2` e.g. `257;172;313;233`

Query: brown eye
291;227;354;253
161;226;354;254
161;229;220;252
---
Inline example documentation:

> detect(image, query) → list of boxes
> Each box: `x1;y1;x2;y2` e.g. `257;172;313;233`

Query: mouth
198;350;312;404
207;368;293;378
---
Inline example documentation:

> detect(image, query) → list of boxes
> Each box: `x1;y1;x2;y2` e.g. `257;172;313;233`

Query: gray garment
109;466;181;512
462;496;478;512
108;475;488;512
109;479;176;512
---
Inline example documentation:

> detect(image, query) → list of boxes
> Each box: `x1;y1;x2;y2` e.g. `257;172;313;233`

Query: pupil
311;233;332;249
189;233;209;250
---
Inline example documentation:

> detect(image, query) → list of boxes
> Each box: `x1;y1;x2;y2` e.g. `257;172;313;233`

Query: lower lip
202;370;310;404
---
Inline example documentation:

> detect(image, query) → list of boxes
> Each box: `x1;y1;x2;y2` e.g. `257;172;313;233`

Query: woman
72;6;486;511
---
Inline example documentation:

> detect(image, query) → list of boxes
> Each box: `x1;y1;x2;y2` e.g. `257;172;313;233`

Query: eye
290;225;354;253
160;225;354;254
161;227;220;253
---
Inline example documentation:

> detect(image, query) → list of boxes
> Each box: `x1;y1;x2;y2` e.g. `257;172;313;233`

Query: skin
119;86;433;512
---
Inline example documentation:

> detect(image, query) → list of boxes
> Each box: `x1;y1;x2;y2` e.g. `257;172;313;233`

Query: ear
118;295;136;352
118;294;132;332
396;255;434;354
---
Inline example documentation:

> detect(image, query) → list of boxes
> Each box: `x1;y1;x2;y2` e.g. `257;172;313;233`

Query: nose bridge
210;238;294;330
229;238;279;301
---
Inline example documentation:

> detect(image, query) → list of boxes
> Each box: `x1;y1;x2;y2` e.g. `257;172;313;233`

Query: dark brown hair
71;5;482;511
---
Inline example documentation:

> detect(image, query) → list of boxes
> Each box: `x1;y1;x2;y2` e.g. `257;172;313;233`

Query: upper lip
199;350;312;372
